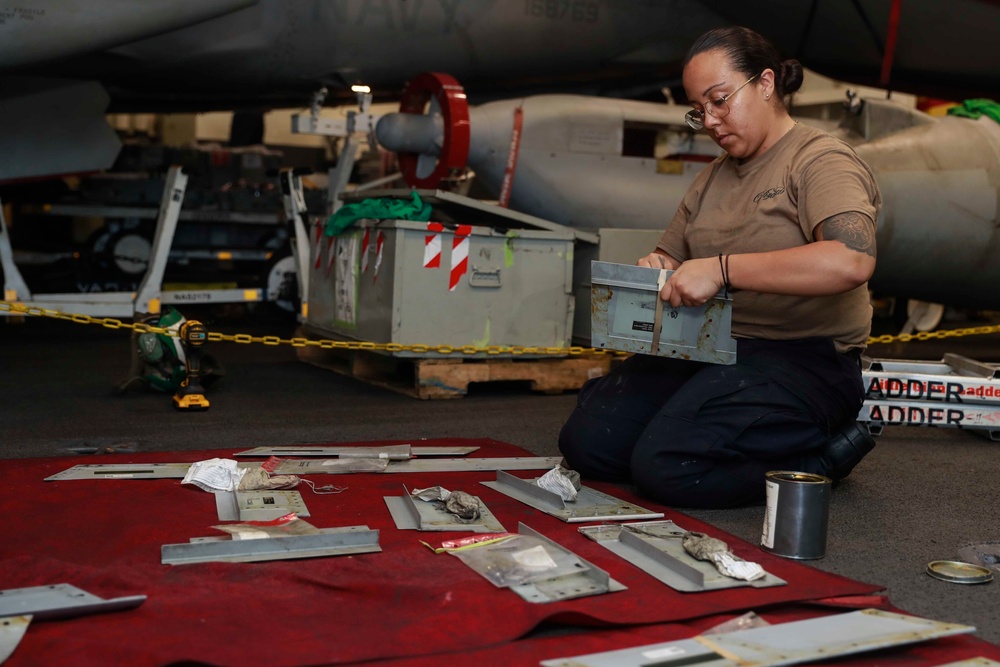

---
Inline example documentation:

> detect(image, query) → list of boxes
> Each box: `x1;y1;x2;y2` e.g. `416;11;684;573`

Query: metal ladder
860;353;1000;440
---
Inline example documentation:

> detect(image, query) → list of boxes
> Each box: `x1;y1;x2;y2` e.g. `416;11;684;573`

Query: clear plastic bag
450;534;590;588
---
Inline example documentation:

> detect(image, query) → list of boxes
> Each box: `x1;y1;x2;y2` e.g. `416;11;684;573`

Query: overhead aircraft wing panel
0;0;258;69
27;0;713;110
698;0;1000;100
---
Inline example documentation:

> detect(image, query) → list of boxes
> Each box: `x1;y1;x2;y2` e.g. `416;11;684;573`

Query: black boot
818;421;876;481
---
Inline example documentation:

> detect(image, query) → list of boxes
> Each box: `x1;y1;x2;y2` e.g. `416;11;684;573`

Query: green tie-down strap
947;98;1000;124
324;191;433;236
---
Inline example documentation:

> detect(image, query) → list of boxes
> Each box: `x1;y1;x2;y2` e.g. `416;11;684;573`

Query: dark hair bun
781;59;804;95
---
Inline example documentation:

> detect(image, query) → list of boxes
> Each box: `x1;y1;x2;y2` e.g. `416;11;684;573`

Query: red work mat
1;438;886;666
370;598;1000;666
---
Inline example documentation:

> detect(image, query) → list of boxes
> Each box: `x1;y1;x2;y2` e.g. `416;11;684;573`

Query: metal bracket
590;260;736;364
508;523;626;604
384;485;506;533
215;489;310;522
233;444;481;459
578;520;786;593
480;470;665;523
540;608;974;667
161;525;381;565
0;615;29;665
0;584;146;621
274;456;563;475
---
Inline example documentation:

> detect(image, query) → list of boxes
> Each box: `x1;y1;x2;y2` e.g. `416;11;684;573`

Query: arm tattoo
818;211;876;258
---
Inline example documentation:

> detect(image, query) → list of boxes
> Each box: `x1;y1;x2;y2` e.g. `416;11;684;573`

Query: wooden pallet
296;343;615;399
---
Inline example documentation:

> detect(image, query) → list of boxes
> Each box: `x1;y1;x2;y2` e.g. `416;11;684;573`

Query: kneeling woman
559;26;880;509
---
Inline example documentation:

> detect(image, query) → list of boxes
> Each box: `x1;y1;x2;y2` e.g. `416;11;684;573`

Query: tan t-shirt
657;122;881;352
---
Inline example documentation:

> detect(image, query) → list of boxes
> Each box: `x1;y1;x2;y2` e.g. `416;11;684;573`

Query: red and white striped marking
449;224;472;291
324;232;337;276
313;218;324;270
373;231;385;283
360;227;371;272
424;222;443;268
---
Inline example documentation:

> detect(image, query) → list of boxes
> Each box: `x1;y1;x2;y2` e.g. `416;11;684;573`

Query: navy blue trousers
558;338;865;509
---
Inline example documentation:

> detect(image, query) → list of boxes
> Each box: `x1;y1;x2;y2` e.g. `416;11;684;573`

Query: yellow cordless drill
172;320;211;411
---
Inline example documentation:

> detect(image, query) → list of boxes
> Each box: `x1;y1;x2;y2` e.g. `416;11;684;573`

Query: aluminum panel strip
45;463;195;480
389;457;564;473
481;471;664;523
540;609;974;667
274;456;563;475
234;445;481;458
161;527;381;565
45;462;261;481
48;457;562;481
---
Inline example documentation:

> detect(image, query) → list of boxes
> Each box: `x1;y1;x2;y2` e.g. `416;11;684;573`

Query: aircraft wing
0;0;258;68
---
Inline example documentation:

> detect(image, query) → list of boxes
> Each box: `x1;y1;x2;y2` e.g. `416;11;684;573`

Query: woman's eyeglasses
685;72;763;130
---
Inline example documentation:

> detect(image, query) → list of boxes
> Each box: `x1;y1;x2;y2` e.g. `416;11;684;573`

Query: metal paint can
760;470;832;560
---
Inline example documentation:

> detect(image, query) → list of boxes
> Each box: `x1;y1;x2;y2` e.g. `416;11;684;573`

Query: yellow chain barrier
867;323;1000;345
4;300;998;352
0;300;618;356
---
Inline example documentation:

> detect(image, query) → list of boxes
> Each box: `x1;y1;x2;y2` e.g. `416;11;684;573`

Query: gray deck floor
3;305;999;646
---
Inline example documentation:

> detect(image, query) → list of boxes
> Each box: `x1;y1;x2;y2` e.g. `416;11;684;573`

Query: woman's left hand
659;257;723;307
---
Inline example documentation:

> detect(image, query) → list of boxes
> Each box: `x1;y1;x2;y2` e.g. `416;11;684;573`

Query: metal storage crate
305;199;579;358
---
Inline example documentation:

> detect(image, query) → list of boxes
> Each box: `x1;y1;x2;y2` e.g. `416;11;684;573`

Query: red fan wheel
396;72;471;188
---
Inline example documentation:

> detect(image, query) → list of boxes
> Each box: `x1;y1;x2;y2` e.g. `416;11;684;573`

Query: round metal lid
926;560;994;584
